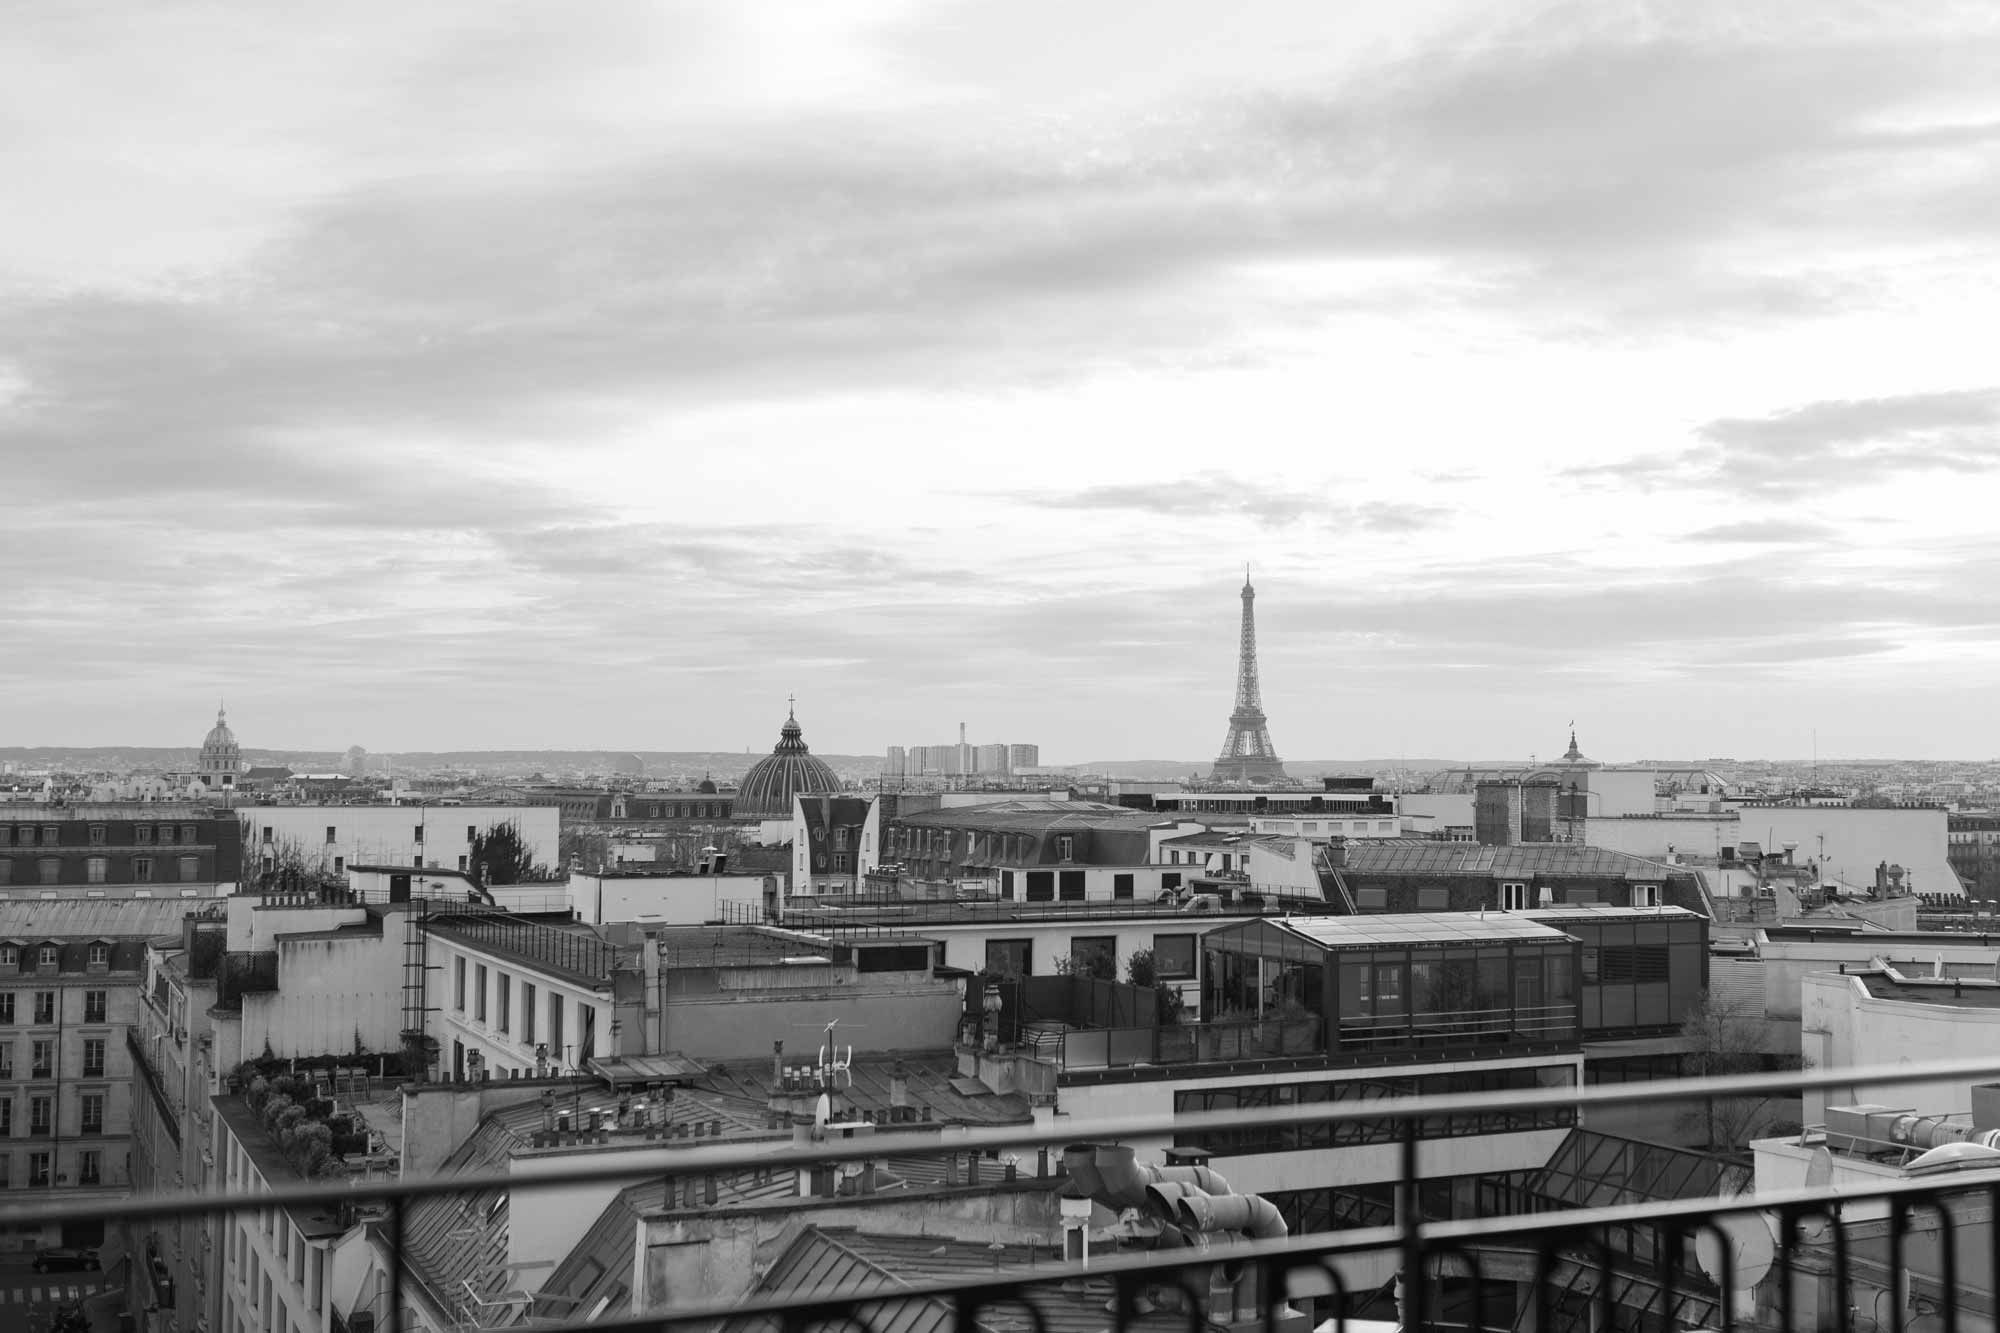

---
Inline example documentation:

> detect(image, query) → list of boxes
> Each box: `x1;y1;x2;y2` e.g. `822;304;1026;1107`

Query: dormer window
0;946;16;968
38;945;58;969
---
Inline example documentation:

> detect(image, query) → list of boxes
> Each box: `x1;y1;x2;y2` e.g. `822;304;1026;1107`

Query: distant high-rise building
975;743;1010;775
884;746;907;777
1008;744;1039;769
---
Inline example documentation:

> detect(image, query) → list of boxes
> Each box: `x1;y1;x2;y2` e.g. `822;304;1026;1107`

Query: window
547;991;565;1061
414;824;425;843
81;1093;104;1135
262;826;273;844
522;982;537;1045
1416;887;1450;910
37;946;56;969
985;938;1032;978
1113;873;1134;900
0;1046;10;1079
495;974;511;1034
1056;835;1075;862
325;826;336;843
467;825;478;843
134;857;154;882
1153;934;1198;979
179;824;195;844
453;957;466;1011
1500;883;1527;912
474;965;488;1021
31;1040;52;1077
29;1097;50;1136
1058;870;1086;901
88;825;105;846
1069;936;1116;978
458;855;468;872
1024;871;1054;902
179;856;199;882
333;855;344;874
0;994;11;1024
83;1039;105;1077
157;825;174;846
834;827;849;850
136;825;153;845
0;1097;10;1135
1356;887;1388;911
0;947;13;969
4;827;21;847
1634;883;1661;908
78;1150;100;1185
87;943;108;968
37;859;59;886
84;990;105;1022
32;993;52;1025
28;1151;49;1187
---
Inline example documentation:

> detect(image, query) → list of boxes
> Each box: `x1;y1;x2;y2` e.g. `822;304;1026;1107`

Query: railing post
1398;1111;1423;1333
388;1192;406;1333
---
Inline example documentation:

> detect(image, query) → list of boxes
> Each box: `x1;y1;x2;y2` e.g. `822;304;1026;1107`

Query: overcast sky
6;1;2000;763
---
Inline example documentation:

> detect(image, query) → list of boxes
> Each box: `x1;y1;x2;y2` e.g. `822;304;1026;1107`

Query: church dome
734;705;840;819
198;704;243;782
696;776;718;795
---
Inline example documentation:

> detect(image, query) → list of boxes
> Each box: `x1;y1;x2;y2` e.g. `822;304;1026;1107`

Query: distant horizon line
0;744;1990;770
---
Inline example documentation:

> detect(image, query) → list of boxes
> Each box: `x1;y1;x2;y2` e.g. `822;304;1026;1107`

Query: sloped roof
1343;843;1680;881
737;1229;1194;1333
0;899;208;939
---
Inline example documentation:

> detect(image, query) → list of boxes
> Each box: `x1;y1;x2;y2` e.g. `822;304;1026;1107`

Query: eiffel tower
1212;569;1288;783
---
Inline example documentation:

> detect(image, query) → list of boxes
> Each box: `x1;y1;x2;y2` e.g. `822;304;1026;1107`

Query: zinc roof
1343;843;1679;881
0;898;208;939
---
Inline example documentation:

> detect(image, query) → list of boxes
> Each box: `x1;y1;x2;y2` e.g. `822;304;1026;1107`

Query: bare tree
1679;990;1798;1152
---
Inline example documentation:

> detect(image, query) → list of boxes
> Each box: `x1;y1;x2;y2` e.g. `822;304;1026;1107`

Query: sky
5;1;2000;763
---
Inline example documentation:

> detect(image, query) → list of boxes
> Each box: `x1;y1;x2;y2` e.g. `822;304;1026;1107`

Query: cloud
1680;521;1841;546
1025;475;1449;531
1568;388;2000;497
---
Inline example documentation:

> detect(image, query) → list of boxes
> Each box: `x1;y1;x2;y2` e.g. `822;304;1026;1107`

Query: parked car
32;1246;99;1272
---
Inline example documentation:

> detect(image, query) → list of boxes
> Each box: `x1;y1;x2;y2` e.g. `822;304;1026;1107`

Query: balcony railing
5;1057;2000;1333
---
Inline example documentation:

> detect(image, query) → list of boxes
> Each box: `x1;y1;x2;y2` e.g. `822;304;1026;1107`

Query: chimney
641;931;662;1052
890;1060;909;1116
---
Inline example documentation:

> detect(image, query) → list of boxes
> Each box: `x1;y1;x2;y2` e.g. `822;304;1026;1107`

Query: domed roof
203;704;237;753
735;703;840;819
696;775;718;795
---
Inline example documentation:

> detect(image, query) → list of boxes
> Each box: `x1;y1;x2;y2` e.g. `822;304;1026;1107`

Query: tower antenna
1211;570;1287;784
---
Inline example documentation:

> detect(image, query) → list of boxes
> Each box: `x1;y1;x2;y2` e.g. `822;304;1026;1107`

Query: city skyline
7;2;2000;759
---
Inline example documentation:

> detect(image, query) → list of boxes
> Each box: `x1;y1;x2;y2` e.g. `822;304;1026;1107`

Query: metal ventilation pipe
1062;1144;1105;1198
1175;1192;1288;1241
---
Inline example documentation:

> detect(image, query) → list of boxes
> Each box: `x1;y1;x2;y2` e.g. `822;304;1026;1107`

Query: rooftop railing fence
13;1057;2000;1333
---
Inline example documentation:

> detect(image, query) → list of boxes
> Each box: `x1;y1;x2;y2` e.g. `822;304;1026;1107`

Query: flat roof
1256;911;1574;951
1523;905;1705;923
1862;976;2000;1009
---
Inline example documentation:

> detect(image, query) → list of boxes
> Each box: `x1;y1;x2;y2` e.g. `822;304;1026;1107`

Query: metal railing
11;1057;2000;1333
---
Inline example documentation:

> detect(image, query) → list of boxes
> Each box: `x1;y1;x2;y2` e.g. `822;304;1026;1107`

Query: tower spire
1211;572;1287;784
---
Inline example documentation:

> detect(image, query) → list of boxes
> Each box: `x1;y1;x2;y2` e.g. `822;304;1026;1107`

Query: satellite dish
1693;1208;1777;1291
1795;1149;1837;1241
